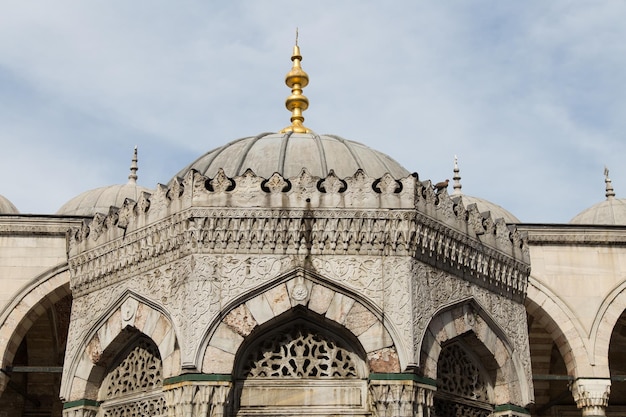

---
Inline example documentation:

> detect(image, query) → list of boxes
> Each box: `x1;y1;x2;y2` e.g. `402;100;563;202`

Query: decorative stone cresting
67;169;530;302
63;296;179;402
571;378;611;417
201;275;400;375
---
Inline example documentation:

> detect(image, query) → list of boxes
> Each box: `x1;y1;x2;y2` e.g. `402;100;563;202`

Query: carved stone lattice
99;337;166;417
438;344;488;401
241;326;358;378
102;397;166;417
433;400;490;417
101;337;163;399
434;343;492;417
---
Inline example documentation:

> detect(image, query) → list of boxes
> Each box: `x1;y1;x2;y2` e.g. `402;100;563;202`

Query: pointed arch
420;298;531;407
591;279;626;375
0;263;70;395
526;277;592;376
198;268;404;375
60;291;180;402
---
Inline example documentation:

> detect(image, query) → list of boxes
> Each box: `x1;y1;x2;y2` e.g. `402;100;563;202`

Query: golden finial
280;29;311;133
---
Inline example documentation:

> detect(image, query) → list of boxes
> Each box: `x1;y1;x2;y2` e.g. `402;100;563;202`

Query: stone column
369;379;435;417
570;378;611;417
164;381;230;417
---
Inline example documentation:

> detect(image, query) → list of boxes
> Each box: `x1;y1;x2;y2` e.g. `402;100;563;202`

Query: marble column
571;378;611;417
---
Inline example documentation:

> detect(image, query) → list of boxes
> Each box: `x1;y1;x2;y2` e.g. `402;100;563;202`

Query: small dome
57;147;153;216
450;156;520;223
570;168;626;225
570;199;626;225
457;195;520;223
172;132;410;181
0;194;19;214
57;183;153;216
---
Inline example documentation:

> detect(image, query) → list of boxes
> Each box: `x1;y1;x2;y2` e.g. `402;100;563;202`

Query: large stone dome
57;148;153;216
172;132;410;181
0;194;18;214
570;169;626;225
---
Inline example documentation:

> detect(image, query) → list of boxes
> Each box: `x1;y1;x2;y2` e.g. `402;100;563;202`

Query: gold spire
280;30;311;133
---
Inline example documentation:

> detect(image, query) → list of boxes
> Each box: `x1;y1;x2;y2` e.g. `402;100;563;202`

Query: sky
1;1;625;223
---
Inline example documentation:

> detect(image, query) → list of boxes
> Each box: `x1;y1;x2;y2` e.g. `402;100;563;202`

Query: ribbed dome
57;147;153;216
458;195;520;223
570;199;626;225
570;169;626;225
172;132;410;181
0;194;19;214
57;183;153;216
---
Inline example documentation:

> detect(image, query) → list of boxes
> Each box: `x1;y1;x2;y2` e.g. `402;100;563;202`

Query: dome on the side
57;147;153;216
456;195;520;223
570;169;626;225
570;199;626;225
57;183;153;216
450;156;520;223
171;132;410;181
0;194;19;214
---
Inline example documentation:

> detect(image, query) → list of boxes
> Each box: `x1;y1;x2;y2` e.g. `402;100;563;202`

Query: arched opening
433;335;495;417
232;309;369;417
608;309;626;410
0;294;71;417
526;311;575;415
96;329;166;416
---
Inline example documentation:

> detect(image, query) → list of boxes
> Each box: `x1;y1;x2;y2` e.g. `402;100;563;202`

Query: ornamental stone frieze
66;169;530;301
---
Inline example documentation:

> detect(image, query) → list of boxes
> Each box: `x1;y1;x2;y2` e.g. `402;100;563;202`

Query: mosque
0;42;625;417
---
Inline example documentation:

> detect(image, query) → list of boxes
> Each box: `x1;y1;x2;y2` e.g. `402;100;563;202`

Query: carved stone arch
231;310;372;416
420;298;529;407
526;277;591;376
199;268;402;376
61;292;180;402
0;263;70;395
96;330;167;416
591;279;626;376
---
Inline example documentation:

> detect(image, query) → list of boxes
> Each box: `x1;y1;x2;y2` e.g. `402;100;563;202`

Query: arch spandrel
60;292;180;402
198;270;407;376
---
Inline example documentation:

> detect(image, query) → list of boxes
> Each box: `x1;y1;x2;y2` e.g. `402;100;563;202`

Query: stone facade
52;167;532;416
2;163;626;416
1;135;625;417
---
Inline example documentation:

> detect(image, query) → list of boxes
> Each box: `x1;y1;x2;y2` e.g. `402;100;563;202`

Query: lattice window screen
98;336;166;417
241;325;359;378
434;343;493;417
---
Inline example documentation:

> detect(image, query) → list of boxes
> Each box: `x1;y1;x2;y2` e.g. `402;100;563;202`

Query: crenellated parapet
67;169;530;300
